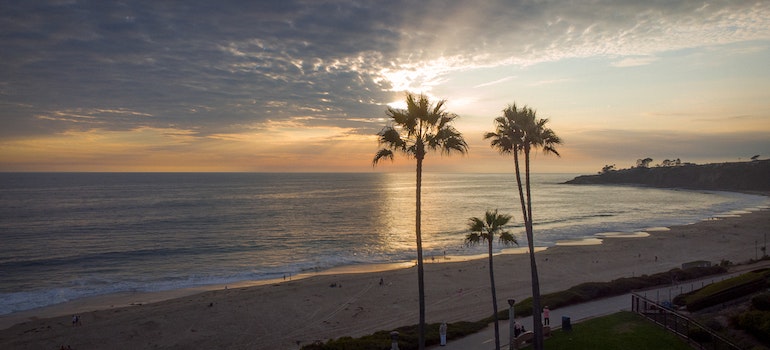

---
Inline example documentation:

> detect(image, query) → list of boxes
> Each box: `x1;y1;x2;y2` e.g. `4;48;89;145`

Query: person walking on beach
439;322;447;346
542;306;550;326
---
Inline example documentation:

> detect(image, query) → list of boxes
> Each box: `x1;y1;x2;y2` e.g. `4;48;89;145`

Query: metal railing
631;293;741;350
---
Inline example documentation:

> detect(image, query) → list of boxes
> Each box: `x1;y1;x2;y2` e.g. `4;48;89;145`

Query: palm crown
373;94;468;164
466;210;518;247
484;103;561;157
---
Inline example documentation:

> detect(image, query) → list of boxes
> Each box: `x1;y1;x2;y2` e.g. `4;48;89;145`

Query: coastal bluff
565;159;770;191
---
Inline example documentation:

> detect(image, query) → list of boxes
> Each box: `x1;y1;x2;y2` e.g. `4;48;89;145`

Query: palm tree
466;210;517;350
484;104;561;350
373;93;468;350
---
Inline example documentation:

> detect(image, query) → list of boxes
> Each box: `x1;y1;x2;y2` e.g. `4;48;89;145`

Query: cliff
565;159;770;192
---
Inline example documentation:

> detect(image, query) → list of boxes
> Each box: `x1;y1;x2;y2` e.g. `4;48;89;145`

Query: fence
631;293;741;350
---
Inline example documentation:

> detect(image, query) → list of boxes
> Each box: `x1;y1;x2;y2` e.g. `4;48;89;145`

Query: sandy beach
1;206;768;349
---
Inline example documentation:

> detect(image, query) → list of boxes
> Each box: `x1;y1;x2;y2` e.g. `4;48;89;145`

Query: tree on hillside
659;158;683;167
465;210;518;350
484;104;562;350
373;93;468;350
637;157;653;168
600;164;616;174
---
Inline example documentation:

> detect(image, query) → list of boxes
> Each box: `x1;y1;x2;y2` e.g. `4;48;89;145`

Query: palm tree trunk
513;151;528;231
416;154;426;350
488;238;501;350
526;224;543;350
525;149;544;350
514;149;543;349
525;151;533;235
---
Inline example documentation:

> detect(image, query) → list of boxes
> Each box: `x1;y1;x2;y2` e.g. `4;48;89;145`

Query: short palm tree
466;210;517;350
484;104;561;350
373;93;468;350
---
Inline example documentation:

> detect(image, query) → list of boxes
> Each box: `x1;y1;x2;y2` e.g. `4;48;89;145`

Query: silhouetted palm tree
373;93;468;350
466;210;517;350
484;104;561;350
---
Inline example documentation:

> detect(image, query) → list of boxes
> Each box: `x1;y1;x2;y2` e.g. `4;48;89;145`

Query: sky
1;0;769;173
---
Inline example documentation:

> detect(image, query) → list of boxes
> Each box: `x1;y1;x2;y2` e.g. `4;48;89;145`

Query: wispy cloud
474;76;516;88
611;56;659;67
529;78;573;87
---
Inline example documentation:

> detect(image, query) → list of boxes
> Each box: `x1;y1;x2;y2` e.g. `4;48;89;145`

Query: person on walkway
543;306;550;326
439;322;448;346
514;322;524;337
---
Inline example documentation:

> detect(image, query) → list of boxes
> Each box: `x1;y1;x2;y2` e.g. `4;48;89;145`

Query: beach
1;206;768;349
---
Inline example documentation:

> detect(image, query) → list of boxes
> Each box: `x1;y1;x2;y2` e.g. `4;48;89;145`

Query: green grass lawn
538;311;692;350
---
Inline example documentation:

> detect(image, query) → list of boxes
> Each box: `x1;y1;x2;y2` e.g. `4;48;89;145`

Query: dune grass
540;311;692;350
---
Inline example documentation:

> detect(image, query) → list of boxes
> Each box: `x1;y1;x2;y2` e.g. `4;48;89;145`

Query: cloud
1;0;769;171
528;78;573;87
473;76;516;89
611;56;659;67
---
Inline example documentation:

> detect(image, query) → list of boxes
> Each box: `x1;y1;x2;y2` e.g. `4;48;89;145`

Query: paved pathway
427;266;766;350
429;293;629;350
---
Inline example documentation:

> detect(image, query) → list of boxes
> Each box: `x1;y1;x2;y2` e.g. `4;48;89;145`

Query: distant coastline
565;159;770;192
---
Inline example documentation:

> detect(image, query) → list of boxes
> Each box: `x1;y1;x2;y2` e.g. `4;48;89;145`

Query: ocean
0;172;767;315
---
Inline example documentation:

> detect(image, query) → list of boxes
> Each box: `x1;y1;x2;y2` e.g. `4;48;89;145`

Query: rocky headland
565;159;770;192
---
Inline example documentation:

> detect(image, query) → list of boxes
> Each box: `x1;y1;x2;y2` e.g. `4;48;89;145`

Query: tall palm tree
484;104;561;350
466;210;517;350
373;93;468;350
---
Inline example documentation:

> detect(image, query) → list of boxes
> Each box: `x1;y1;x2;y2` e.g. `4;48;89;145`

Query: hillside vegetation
565;159;770;191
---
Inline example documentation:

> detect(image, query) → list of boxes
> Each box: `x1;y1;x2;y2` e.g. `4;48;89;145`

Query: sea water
0;172;767;315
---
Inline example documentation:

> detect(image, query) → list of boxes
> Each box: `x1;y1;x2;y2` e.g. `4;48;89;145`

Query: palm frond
377;127;406;148
485;210;512;228
372;149;394;165
424;100;445;126
539;127;562;156
499;231;518;246
467;217;485;232
386;108;417;137
465;232;482;247
428;126;468;155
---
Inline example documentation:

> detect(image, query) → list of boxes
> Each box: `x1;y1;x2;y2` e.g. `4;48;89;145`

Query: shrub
301;321;489;350
688;327;712;343
736;310;770;343
703;318;724;332
683;270;769;311
751;292;770;311
514;266;725;317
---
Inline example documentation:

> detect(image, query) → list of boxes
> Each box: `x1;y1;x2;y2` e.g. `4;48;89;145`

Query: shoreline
2;206;769;348
0;250;510;330
3;190;764;329
0;209;728;331
1;186;764;322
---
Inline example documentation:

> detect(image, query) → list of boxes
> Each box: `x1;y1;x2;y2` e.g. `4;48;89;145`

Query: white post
390;331;399;350
508;299;516;349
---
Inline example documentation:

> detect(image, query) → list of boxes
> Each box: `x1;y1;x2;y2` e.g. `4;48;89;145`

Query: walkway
429;293;629;350
428;265;767;350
